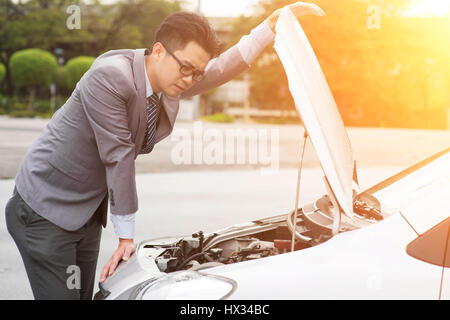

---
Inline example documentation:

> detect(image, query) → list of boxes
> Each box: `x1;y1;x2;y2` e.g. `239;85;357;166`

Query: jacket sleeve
181;21;275;98
78;63;138;215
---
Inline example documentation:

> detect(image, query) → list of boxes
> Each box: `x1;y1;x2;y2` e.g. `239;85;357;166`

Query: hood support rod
291;129;309;252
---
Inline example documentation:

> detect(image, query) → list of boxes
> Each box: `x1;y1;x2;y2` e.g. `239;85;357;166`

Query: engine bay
148;226;308;273
94;193;383;300
140;194;379;274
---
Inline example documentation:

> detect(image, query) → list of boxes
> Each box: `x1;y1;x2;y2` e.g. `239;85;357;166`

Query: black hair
154;11;220;58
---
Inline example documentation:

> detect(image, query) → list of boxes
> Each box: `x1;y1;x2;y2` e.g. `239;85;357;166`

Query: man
5;1;324;299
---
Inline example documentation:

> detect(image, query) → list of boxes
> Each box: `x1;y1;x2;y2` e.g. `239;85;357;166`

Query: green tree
0;0;73;94
9;48;58;111
0;62;5;90
63;56;95;90
0;0;183;95
62;0;183;58
227;0;449;129
58;65;70;93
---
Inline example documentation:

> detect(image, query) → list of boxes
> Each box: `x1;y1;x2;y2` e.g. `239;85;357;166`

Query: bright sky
186;0;450;17
14;0;449;18
183;0;259;17
403;0;450;17
87;0;259;17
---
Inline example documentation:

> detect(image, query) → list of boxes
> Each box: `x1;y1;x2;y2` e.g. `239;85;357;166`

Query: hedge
9;48;58;89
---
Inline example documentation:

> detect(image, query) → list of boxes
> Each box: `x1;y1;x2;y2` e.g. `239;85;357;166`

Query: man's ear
151;42;164;60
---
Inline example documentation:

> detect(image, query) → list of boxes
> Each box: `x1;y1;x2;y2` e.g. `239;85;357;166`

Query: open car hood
274;7;355;218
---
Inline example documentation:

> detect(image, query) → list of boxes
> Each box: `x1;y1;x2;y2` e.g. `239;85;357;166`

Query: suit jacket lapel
132;48;148;157
133;48;180;151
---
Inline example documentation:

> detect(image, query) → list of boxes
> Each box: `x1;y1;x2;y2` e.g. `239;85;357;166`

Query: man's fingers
100;252;122;282
123;245;135;261
100;260;112;282
108;254;122;276
307;3;326;15
289;2;326;17
100;243;135;282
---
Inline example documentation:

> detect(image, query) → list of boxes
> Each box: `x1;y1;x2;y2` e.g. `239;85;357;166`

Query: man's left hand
100;238;136;282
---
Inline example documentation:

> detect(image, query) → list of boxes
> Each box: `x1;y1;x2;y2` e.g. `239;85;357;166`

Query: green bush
35;99;51;113
63;56;95;90
58;66;71;92
36;112;54;119
8;110;36;118
0;63;5;84
201;113;235;123
0;95;67;117
9;48;58;89
0;95;18;113
0;94;8;112
11;102;27;111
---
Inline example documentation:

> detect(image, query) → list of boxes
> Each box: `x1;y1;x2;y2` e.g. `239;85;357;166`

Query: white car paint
202;213;443;299
274;7;355;219
373;152;450;234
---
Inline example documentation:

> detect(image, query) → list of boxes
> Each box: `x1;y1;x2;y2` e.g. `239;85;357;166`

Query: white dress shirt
111;20;275;239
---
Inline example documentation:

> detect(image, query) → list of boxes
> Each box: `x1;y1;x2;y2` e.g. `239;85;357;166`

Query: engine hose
176;252;207;271
287;209;312;243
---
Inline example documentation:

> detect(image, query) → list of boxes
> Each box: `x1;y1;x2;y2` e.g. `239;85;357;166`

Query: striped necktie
139;93;160;154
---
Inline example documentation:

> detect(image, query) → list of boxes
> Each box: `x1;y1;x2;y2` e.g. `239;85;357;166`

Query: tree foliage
10;48;58;88
62;56;95;90
1;0;448;128
9;48;58;110
227;0;450;129
0;63;5;84
58;0;183;58
0;0;183;94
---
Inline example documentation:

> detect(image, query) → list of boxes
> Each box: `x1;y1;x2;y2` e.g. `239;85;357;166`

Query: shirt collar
144;58;162;99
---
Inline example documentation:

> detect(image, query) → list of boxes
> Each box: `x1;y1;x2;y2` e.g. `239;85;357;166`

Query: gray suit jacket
15;43;249;231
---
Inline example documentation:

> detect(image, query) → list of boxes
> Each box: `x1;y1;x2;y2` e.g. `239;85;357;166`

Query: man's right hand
100;238;136;282
265;1;326;33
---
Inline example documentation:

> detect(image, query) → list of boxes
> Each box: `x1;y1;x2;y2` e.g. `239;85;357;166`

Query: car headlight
129;270;237;300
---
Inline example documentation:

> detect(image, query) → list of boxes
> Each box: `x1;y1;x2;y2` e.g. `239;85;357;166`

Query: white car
94;8;450;300
94;146;450;300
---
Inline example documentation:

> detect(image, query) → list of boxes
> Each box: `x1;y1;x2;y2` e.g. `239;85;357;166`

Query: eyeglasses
162;44;205;82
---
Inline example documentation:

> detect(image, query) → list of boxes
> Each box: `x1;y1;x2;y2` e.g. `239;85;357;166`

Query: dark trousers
5;186;102;300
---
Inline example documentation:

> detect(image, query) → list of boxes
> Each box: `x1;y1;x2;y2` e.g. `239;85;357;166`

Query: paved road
1;115;449;178
0;167;401;300
0;115;448;299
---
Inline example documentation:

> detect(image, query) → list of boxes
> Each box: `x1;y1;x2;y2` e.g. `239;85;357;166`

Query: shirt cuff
110;213;135;239
237;20;276;66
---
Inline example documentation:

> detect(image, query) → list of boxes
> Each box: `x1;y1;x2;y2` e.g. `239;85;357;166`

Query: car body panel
442;269;450;299
202;213;443;299
96;149;449;300
274;7;355;219
98;248;163;300
370;150;450;234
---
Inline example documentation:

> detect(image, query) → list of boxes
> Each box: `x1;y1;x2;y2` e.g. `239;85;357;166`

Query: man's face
152;41;211;97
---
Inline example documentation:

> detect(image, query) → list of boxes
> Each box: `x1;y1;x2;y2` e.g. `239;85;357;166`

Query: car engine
141;194;379;274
